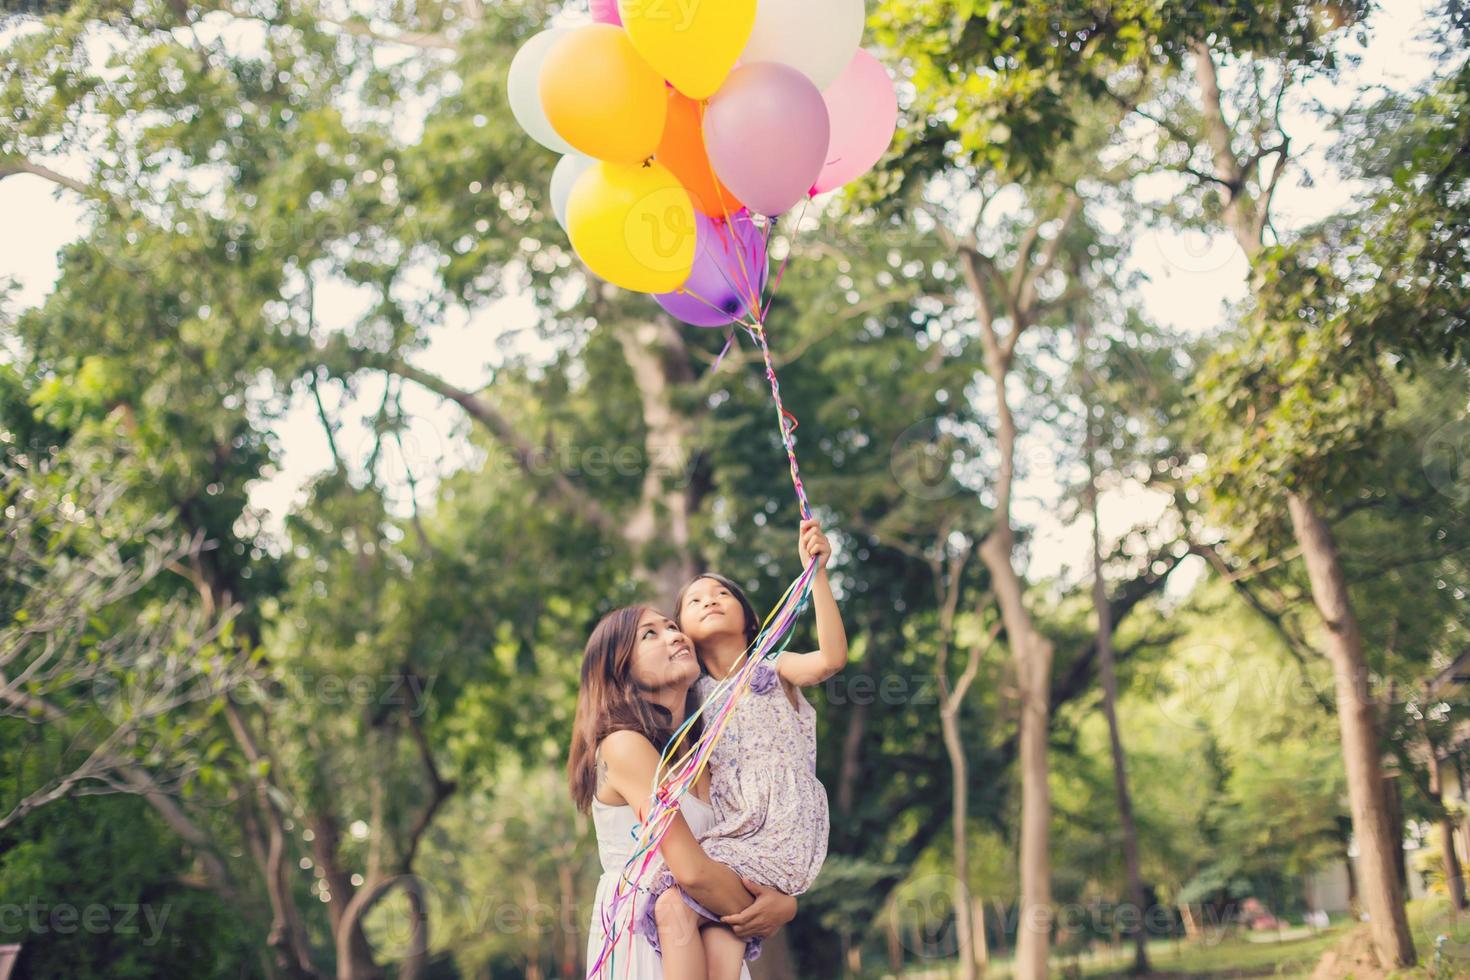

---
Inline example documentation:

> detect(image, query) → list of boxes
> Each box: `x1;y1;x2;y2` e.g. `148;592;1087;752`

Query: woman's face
678;577;747;645
628;608;699;693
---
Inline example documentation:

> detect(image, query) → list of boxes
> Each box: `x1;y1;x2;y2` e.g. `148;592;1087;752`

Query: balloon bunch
507;0;898;324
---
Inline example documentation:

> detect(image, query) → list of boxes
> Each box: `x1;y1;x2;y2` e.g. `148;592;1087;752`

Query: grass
892;897;1470;980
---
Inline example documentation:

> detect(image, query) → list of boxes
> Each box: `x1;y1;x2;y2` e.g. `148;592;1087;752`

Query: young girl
636;518;847;967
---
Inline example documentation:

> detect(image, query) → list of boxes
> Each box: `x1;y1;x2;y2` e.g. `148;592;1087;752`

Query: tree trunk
747;930;798;980
395;875;430;980
1286;491;1416;968
1417;682;1467;911
941;697;978;980
614;318;701;595
886;903;904;972
559;859;581;979
1346;849;1361;919
1082;323;1150;976
835;696;868;819
1091;549;1150;977
313;814;381;979
981;524;1055;980
991;897;1010;956
975;329;1053;980
1383;773;1408;896
935;546;987;980
223;703;324;979
1180;903;1200;941
971;895;990;974
336;877;420;980
1438;811;1466;910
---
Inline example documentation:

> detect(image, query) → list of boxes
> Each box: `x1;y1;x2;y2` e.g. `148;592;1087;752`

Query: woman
568;605;798;978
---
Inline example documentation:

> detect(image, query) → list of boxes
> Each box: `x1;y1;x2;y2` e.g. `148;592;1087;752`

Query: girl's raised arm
598;730;756;915
777;519;850;688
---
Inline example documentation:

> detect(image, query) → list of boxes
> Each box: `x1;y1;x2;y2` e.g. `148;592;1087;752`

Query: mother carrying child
568;520;847;978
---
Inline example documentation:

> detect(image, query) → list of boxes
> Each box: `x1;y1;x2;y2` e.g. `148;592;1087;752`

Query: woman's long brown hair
567;605;704;814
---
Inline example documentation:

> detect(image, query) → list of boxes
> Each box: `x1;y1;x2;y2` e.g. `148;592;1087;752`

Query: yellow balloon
566;161;696;293
539;25;668;164
618;0;755;100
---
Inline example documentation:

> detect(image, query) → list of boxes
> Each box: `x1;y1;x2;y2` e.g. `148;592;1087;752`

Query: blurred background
1;0;1467;976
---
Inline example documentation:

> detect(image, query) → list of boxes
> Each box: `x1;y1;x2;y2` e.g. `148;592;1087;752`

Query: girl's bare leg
701;922;747;980
654;886;707;980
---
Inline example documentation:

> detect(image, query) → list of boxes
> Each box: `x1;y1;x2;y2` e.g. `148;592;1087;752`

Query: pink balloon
703;63;830;217
813;50;898;195
590;0;621;25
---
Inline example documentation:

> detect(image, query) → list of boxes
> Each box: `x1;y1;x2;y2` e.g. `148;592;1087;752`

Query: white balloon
549;153;595;231
508;29;575;154
741;0;865;91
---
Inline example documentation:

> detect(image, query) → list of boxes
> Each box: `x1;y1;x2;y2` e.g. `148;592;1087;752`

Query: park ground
896;897;1470;979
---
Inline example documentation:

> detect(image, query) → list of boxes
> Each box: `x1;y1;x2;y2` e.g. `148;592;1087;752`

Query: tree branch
950;617;1002;714
1189;540;1336;713
395;356;617;531
1190;41;1243;194
318;337;618;535
1010;192;1082;353
1008;211;1049;304
316;17;457;51
0;157;96;198
1253;142;1290;244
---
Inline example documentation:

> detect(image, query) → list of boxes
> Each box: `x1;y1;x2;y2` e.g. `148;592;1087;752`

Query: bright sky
0;0;1445;598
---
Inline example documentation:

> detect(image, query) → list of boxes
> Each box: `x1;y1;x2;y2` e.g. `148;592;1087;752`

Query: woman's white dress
585;794;753;979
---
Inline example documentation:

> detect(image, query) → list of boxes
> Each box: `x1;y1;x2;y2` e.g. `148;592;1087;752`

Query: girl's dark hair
673;573;759;650
567;605;704;814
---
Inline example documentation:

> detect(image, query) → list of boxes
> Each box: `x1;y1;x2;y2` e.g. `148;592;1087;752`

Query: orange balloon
539;25;667;164
654;92;743;218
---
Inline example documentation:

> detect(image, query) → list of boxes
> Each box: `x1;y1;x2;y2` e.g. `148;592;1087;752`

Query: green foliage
1193;5;1468;552
1193;241;1396;550
1054;576;1348;914
873;0;1369;182
0;793;255;978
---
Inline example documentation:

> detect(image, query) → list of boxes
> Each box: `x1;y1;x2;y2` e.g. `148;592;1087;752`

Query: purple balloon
589;0;621;25
656;211;768;327
703;63;830;217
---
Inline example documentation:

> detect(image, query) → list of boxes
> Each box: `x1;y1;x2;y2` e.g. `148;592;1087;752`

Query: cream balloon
741;0;865;90
550;153;595;231
507;29;575;154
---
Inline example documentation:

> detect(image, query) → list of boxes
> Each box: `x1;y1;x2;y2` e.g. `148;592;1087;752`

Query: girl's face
628;608;699;693
678;577;748;644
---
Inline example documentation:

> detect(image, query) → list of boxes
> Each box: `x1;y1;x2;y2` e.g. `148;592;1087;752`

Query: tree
1077;304;1150;975
1190;8;1469;944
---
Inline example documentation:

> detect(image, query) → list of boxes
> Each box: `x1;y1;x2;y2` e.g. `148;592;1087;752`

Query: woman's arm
777;520;849;688
599;730;756;915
